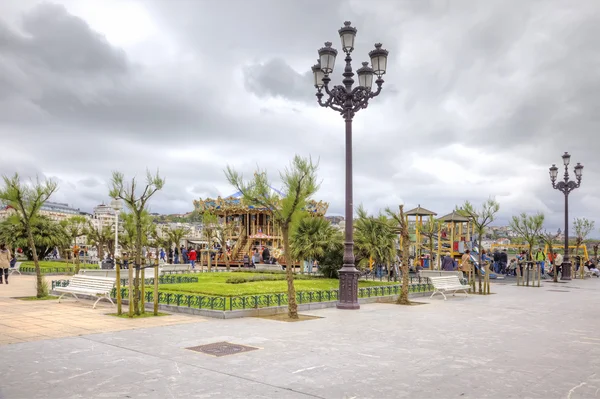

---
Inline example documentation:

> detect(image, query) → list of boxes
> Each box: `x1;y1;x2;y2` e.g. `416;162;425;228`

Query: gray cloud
0;0;598;237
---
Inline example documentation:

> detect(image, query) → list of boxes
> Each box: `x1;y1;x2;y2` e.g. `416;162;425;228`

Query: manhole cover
186;342;259;357
547;289;570;292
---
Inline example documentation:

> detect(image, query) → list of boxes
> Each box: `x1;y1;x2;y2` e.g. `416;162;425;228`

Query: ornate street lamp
111;199;122;258
312;22;389;309
549;152;583;281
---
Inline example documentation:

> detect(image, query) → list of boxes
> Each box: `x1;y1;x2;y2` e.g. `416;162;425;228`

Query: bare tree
109;170;165;317
540;230;560;283
0;174;57;297
420;216;442;270
573;218;595;278
460;199;500;294
509;213;545;259
226;156;319;319
61;216;89;274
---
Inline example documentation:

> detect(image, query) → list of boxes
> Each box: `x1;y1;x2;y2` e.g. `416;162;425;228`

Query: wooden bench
9;262;21;275
429;275;470;300
55;275;116;308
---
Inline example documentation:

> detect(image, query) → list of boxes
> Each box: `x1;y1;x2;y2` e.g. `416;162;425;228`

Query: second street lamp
549;152;583;281
312;21;389;309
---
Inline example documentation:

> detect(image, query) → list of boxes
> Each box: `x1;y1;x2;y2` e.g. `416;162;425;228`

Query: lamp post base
337;266;360;309
560;260;572;281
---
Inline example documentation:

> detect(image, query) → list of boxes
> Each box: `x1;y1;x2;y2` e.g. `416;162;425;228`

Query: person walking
441;253;454;271
181;246;188;264
188;247;197;269
535;248;546;275
0;244;11;284
553;251;563;278
459;249;471;281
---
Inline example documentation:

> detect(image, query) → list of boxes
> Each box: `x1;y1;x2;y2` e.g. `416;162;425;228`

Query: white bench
429;275;470;300
9;262;22;275
161;264;190;274
55;275;116;308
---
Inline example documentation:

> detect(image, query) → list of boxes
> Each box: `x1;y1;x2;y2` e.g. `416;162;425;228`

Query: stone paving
0;275;201;345
0;276;599;398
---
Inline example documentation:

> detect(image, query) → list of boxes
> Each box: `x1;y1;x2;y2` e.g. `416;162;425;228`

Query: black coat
499;252;508;263
262;248;270;261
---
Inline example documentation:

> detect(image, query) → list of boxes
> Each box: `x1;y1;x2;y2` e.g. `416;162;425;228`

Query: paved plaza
0;278;599;399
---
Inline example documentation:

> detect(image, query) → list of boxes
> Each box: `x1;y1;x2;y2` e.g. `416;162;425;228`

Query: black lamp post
312;22;389;309
549;152;583;281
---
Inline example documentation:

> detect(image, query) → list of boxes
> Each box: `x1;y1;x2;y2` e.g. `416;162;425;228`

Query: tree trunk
140;266;145;314
27;227;44;298
154;254;159;316
116;256;122;315
134;218;143;315
398;213;411;305
478;238;483;294
429;239;435;271
128;258;134;318
282;226;298;319
225;251;230;271
207;251;212;272
74;255;81;275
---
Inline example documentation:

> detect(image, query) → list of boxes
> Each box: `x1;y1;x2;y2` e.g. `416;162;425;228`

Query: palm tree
354;206;396;279
0;216;70;261
387;205;411;305
420;216;441;270
290;215;342;273
61;215;89;273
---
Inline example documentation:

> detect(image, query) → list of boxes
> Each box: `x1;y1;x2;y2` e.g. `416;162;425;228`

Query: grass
107;312;170;319
17;295;59;301
153;272;396;296
21;261;99;271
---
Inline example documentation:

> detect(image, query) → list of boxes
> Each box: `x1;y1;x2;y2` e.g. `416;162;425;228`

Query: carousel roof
227;185;285;199
405;205;437;216
437;211;470;223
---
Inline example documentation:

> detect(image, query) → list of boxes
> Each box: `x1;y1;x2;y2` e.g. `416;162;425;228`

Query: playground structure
192;186;328;268
403;206;476;270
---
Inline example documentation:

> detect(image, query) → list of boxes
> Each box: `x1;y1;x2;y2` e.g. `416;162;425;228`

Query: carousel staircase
232;235;249;264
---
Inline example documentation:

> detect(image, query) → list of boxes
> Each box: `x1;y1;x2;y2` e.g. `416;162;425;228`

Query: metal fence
51;279;433;312
21;265;100;274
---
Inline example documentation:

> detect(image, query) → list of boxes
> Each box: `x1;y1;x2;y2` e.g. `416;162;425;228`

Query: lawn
154;272;396;296
21;260;99;271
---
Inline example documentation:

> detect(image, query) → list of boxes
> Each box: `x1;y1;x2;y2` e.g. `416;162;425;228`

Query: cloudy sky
1;0;599;234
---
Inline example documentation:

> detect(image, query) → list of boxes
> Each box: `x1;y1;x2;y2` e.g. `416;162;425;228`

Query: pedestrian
174;248;179;264
262;246;271;264
159;248;166;263
459;249;471;281
535;248;546;275
441;253;454;271
499;250;508;274
0;243;11;284
243;253;250;268
553;251;563;277
181;246;188;264
493;250;500;273
188;247;197;269
252;248;261;265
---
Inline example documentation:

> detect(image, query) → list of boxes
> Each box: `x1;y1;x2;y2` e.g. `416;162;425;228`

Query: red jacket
188;249;197;261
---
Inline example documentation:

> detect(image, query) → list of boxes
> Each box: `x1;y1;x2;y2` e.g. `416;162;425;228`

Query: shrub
226;274;313;284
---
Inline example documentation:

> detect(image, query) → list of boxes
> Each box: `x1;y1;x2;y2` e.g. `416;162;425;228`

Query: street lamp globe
338;21;357;54
574;163;583;178
111;198;122;212
318;42;338;75
311;61;325;89
369;43;389;77
549;164;558;181
356;62;374;89
562;152;571;166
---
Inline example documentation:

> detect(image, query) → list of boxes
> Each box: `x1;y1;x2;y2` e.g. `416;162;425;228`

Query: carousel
193;186;329;266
